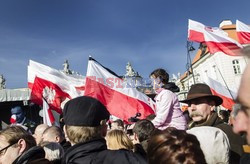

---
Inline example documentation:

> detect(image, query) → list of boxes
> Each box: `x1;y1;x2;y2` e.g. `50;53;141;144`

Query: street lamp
186;41;196;84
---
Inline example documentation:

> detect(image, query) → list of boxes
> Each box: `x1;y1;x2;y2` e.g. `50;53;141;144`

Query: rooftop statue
125;62;137;77
63;60;72;75
0;74;6;89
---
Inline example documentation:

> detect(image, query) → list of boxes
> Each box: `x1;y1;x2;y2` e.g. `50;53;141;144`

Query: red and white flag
188;19;242;56
203;76;236;110
28;60;85;98
84;57;155;122
28;60;85;125
236;20;250;44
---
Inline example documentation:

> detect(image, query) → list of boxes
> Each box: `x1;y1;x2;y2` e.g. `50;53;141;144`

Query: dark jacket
240;153;250;164
189;112;245;164
13;146;51;164
61;139;71;152
134;143;147;160
163;82;180;93
63;138;146;164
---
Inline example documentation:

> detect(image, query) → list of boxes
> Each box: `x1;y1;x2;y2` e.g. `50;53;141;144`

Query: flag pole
214;64;235;100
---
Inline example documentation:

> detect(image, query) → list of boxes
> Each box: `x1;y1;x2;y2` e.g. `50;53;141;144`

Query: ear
17;139;27;154
101;124;108;137
208;101;216;111
133;133;138;141
55;136;60;143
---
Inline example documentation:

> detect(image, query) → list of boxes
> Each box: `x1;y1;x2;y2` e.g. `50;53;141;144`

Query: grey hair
241;45;250;58
42;142;64;161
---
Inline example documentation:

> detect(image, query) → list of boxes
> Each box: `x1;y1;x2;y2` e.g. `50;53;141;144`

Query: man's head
41;126;64;144
11;106;25;124
63;96;110;145
33;124;49;144
132;119;155;151
0;126;36;164
233;46;250;144
180;83;223;124
132;119;155;143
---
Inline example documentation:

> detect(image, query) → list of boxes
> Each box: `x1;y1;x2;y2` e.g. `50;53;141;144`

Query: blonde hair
65;125;102;145
106;129;134;150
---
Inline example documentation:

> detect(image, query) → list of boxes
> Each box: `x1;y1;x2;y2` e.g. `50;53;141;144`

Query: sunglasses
0;142;17;155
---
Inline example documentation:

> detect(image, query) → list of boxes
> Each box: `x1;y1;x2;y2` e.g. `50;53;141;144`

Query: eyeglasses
232;103;250;118
0;142;17;156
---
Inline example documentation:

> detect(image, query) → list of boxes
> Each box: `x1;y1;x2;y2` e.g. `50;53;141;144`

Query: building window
232;60;241;74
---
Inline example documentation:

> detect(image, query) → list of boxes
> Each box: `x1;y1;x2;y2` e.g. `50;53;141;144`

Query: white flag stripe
43;99;52;126
28;60;85;87
204;76;237;99
188;19;206;33
236;20;250;33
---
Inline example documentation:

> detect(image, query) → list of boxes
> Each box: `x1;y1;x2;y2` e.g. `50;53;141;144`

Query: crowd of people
0;46;250;164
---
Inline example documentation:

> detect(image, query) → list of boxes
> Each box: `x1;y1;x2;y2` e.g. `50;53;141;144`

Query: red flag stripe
205;41;241;56
188;29;205;42
237;31;250;44
210;88;235;110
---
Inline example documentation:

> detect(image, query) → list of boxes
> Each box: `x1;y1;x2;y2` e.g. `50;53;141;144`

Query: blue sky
1;0;250;88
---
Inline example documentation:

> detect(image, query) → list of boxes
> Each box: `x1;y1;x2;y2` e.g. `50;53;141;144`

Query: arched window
232;60;241;74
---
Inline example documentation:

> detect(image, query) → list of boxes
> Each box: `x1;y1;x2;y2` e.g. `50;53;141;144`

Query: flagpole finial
89;55;93;61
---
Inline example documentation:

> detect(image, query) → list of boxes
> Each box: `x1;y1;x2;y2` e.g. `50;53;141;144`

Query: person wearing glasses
233;46;250;163
0;126;50;164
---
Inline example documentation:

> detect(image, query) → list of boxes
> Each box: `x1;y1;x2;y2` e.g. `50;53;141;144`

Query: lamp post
186;41;196;85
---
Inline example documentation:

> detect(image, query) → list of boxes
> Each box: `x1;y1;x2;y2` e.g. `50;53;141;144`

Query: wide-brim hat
179;83;223;106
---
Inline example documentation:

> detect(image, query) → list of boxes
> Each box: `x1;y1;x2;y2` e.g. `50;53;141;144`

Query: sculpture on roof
0;74;6;89
63;60;72;75
125;62;137;77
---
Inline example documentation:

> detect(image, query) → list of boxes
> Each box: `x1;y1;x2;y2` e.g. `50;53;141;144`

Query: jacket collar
64;138;107;163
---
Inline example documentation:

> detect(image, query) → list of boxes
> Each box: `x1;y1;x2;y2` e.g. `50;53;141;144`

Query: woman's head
106;129;134;150
147;127;206;164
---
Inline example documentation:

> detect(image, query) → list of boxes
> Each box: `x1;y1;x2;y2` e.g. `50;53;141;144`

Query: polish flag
28;60;85;98
203;76;236;110
84;57;155;122
188;19;242;56
236;20;250;44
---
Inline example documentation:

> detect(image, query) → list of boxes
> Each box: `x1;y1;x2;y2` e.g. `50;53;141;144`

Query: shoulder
157;89;177;101
97;149;147;164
